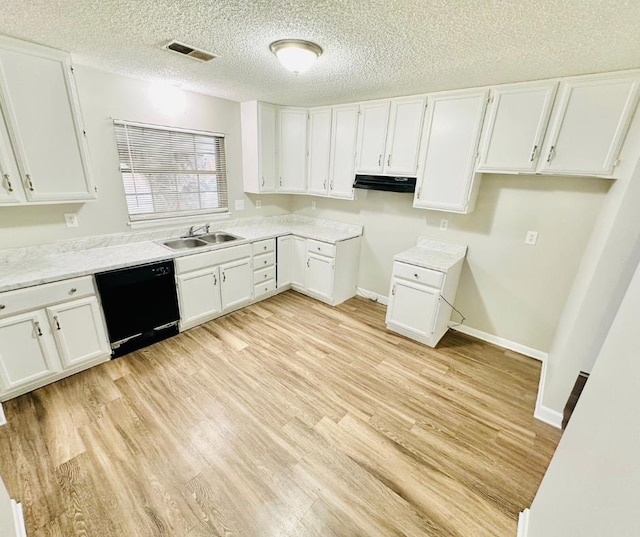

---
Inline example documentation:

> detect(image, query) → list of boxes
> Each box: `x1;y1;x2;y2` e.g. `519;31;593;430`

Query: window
114;120;228;222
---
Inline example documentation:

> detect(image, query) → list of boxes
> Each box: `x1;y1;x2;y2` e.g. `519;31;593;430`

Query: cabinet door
305;253;334;301
0;38;94;202
0;118;21;204
276;236;293;287
539;76;640;176
413;90;489;213
258;102;278;192
384;97;426;175
220;258;253;310
176;267;222;327
477;83;557;173
386;279;439;338
0;310;60;392
329;104;359;200
307;107;332;196
46;296;110;369
355;101;390;174
278;107;308;192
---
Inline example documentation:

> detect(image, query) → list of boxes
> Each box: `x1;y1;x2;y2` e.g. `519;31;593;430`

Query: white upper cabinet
0;119;18;204
414;89;489;213
477;82;557;173
538;75;640;176
241;101;277;193
329;104;360;199
355;101;390;173
0;36;95;204
278;107;308;192
383;96;426;175
307;107;333;196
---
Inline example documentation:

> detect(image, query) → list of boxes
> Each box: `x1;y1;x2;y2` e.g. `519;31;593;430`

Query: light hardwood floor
0;291;561;537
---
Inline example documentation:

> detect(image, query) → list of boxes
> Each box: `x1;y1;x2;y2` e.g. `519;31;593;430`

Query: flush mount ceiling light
269;39;323;74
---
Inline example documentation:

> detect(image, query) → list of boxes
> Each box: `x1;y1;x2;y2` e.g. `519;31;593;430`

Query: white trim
0;402;5;426
517;508;530;537
450;323;548;362
356;287;389;305
534;358;563;428
128;211;231;230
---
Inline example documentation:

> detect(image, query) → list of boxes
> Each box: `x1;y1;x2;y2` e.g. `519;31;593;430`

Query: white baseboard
534;358;563;429
356;287;389;306
517;508;530;537
0;402;6;426
450;323;548;362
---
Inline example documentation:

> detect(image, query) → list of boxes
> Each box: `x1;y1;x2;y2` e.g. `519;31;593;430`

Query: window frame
113;119;230;224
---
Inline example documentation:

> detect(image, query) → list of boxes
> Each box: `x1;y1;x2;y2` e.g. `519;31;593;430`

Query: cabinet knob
34;320;43;336
54;316;61;330
387;154;391;167
546;145;555;163
264;274;267;279
264;246;267;250
70;288;77;294
414;273;418;278
378;154;382;167
529;144;538;162
25;174;35;191
0;304;5;310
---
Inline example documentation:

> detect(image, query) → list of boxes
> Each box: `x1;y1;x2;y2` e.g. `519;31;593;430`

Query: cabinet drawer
0;276;95;319
307;239;335;258
253;251;275;269
393;262;444;288
252;239;275;256
254;279;276;299
253;266;275;285
175;244;252;274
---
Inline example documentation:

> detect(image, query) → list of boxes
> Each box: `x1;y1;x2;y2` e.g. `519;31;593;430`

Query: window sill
127;212;231;230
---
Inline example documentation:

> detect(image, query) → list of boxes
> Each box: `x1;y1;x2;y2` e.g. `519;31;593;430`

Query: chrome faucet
187;224;210;237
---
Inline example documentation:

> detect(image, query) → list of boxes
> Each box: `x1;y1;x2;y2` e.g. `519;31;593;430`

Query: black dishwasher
95;259;180;358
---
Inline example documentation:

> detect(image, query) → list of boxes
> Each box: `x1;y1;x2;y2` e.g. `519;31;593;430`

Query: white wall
291;174;609;353
527;253;640;537
0;65;291;249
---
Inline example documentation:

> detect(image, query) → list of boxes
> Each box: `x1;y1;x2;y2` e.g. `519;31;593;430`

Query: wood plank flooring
0;291;561;536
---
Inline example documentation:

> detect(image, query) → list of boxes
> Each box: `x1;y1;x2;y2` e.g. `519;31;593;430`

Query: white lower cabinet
220;258;253;310
305;253;334;302
0;276;110;401
277;235;361;306
386;241;466;348
386;280;440;339
176;267;222;328
46;296;110;369
175;244;252;330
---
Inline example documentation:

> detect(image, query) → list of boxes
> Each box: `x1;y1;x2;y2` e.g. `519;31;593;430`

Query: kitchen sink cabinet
220;258;253;310
0;276;110;401
0;35;95;205
413;89;489;214
176;267;222;329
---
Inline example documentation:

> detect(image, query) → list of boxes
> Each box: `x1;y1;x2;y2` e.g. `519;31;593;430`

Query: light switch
256;200;262;209
440;219;448;231
235;200;245;211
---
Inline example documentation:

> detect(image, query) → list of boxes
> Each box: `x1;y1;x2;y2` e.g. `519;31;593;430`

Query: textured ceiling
0;1;639;106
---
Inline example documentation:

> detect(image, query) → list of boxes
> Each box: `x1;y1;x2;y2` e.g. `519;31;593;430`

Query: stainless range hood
353;175;417;193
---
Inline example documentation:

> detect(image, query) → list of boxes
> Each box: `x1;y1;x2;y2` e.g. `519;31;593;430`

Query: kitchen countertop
0;215;362;293
394;238;467;272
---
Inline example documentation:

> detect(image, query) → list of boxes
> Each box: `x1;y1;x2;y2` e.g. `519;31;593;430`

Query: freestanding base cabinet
386;239;467;347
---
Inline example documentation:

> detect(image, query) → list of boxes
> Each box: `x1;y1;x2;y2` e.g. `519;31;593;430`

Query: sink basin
162;238;208;250
199;232;243;244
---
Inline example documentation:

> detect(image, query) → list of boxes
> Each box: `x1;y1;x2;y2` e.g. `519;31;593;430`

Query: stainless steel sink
199;232;243;244
162;238;208;250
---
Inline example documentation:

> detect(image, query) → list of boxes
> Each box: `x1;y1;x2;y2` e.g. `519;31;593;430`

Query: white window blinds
114;120;228;221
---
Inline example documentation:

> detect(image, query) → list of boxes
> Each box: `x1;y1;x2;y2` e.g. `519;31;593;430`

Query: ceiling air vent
164;40;217;62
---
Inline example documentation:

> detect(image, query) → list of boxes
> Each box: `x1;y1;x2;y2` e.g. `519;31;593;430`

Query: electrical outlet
256;200;262;209
525;231;539;245
64;213;79;228
234;199;245;211
311;201;317;210
440;219;448;231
